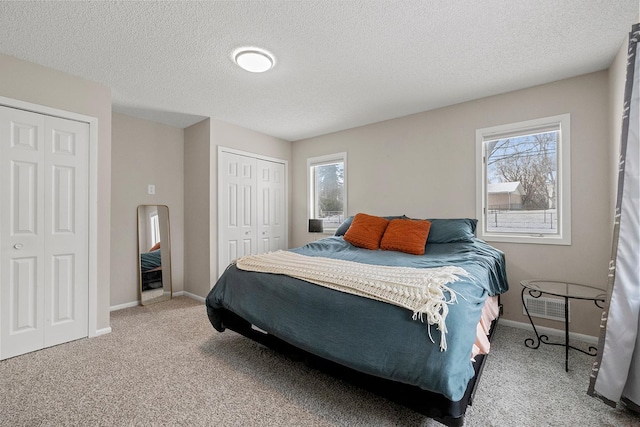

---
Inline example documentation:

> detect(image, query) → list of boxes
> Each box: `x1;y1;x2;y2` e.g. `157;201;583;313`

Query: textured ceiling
0;1;637;141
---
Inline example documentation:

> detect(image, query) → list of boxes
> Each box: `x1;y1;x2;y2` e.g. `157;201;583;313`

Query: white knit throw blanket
234;250;469;351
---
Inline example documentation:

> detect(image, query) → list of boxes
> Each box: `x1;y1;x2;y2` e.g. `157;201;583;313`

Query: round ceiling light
233;47;275;73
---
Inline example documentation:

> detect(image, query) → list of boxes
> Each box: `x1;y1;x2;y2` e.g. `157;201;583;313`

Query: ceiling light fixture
233;47;275;73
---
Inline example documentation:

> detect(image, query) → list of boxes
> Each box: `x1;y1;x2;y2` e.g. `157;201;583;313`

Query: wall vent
522;295;568;322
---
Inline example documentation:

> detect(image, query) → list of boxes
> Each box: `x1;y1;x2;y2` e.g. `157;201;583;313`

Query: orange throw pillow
380;218;431;255
343;213;390;250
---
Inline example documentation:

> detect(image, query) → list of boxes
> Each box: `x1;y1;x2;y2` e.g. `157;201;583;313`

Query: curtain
588;23;640;413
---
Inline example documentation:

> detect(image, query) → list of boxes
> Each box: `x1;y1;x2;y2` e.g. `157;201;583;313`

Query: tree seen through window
485;130;558;233
487;131;557;210
313;162;344;225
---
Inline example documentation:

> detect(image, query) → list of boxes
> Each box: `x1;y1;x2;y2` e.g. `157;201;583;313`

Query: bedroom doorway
0;104;91;360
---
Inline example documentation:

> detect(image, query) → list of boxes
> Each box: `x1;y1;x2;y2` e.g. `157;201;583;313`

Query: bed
206;216;509;426
140;248;163;291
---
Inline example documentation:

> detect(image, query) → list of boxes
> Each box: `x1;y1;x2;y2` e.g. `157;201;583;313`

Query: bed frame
141;267;163;291
214;304;501;427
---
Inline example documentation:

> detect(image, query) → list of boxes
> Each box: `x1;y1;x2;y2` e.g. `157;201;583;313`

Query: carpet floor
0;296;638;426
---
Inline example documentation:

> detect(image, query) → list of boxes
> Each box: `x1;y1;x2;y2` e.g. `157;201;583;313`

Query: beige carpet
0;296;637;426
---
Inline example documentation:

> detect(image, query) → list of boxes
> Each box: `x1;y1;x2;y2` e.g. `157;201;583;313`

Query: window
308;152;347;232
149;211;160;247
476;114;571;245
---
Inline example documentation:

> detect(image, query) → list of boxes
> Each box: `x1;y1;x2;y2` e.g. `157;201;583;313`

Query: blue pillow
426;218;478;243
334;216;354;236
334;215;406;237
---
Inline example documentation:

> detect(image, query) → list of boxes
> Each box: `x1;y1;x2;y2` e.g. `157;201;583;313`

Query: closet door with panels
0;106;89;360
219;150;257;267
218;149;287;276
256;159;286;253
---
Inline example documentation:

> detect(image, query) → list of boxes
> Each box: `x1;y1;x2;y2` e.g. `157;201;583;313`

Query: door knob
13;243;23;250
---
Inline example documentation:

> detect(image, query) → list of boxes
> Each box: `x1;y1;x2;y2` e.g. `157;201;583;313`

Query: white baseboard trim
110;301;139;312
109;291;205;313
94;326;112;336
499;319;598;344
181;291;206;303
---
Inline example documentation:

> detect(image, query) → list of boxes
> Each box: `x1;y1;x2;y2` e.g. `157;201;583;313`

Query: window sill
479;232;571;245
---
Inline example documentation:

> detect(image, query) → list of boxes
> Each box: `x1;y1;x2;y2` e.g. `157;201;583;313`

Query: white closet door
43;116;88;348
0;107;46;358
0;107;89;359
256;159;286;253
219;151;257;269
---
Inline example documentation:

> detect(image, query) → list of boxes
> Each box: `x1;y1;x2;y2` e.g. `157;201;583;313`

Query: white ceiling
0;1;637;141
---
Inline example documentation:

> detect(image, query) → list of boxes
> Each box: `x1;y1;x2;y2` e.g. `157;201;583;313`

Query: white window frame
307;152;347;233
476;114;571;245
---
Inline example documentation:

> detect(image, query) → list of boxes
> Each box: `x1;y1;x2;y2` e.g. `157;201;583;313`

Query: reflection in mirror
138;205;172;305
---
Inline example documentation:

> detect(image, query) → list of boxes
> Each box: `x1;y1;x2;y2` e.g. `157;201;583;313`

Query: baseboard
181;291;206;303
110;301;139;311
109;291;205;312
499;319;598;344
94;326;112;336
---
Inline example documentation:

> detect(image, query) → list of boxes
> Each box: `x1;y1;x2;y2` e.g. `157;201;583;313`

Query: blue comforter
206;236;508;401
140;249;162;272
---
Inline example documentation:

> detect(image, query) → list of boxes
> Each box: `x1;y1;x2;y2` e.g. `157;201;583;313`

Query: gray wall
184;119;212;298
111;113;184;307
112;113;292;305
292;70;613;337
183;118;291;299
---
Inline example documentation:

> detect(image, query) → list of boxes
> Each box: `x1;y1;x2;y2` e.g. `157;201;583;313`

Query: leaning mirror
138;205;172;305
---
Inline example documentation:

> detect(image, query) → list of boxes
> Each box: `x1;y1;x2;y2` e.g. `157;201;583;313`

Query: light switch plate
148;184;155;195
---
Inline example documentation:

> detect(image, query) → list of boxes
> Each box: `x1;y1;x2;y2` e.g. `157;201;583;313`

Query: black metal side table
520;280;606;372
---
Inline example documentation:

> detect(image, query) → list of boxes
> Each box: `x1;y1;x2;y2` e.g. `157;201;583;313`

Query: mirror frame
137;204;173;305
